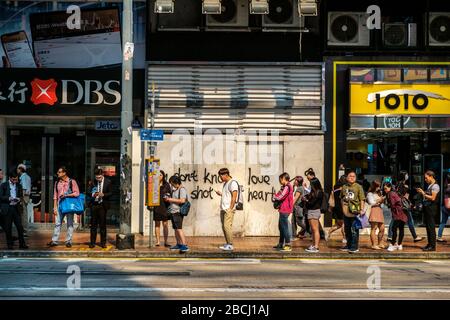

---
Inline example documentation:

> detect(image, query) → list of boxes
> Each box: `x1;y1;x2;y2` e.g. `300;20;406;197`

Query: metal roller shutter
147;62;324;133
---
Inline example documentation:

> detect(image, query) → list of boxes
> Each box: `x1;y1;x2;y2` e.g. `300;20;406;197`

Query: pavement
1;227;450;259
0;257;449;299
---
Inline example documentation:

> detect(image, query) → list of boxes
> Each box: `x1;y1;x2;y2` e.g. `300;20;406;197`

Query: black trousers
423;204;437;248
1;205;26;248
90;204;107;245
391;220;405;245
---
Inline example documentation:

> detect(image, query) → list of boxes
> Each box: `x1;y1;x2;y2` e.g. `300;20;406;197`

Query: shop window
376;68;401;82
430;68;448;82
350;116;375;129
430;117;450;129
403;116;428;129
403;68;428;83
350;68;375;83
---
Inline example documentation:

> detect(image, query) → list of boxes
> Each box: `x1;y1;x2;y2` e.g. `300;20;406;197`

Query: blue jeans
438;206;450;238
279;214;292;246
388;209;417;239
343;215;359;250
51;211;75;243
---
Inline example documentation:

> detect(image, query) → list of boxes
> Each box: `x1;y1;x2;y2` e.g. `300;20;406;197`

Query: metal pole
148;82;156;248
117;0;134;249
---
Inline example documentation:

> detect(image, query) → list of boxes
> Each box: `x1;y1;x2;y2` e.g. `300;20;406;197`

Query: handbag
58;179;85;215
355;214;370;230
273;200;282;210
177;187;191;217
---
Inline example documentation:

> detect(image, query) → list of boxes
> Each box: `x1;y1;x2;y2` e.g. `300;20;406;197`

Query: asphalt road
0;257;449;299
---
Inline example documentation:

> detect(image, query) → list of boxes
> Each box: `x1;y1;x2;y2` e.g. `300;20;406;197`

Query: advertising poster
145;158;161;207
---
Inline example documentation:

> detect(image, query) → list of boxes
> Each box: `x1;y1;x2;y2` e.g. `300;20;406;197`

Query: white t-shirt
220;180;239;211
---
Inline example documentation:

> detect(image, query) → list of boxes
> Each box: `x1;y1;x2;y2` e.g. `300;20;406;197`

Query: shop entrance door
7;128;86;224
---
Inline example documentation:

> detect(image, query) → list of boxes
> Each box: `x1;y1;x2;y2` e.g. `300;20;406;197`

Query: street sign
140;129;164;141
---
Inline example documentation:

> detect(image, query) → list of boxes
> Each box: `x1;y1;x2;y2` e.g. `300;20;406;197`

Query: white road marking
298;259;389;265
175;259;261;264
0;287;450;294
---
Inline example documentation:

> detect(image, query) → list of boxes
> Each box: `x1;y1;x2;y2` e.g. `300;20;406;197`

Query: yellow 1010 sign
350;83;450;115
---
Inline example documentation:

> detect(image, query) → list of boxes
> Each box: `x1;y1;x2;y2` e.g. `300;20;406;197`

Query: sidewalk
1;228;450;259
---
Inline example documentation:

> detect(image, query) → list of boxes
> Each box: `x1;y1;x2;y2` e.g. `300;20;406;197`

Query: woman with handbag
272;173;294;252
47;166;80;248
367;180;386;250
303;178;324;253
149;170;172;247
384;182;408;252
437;173;450;243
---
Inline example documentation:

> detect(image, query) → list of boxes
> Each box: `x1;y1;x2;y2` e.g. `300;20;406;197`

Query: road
0;257;449;299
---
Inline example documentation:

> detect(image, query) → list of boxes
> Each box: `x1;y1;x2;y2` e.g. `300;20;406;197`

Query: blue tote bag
58;179;85;215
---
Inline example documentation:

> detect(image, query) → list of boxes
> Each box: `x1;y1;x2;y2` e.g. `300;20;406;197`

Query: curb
1;250;450;259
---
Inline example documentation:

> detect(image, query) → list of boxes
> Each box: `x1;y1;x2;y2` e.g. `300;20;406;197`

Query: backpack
320;192;329;214
229;180;244;211
176;187;191;217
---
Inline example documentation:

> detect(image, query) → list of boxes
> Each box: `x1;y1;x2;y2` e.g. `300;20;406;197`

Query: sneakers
47;241;58;247
397;244;403;251
179;245;190;253
414;237;424;243
219;244;234;251
342;239;347;244
279;245;292;252
170;244;182;251
273;244;283;249
65;242;72;248
348;249;360;253
305;246;319;253
340;247;350;252
437;238;447;243
387;244;398;252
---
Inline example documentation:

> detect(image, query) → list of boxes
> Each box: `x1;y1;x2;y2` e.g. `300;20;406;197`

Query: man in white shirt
17;164;33;235
215;168;238;251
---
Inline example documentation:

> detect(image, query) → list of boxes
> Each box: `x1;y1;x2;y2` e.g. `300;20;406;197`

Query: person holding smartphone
416;170;440;251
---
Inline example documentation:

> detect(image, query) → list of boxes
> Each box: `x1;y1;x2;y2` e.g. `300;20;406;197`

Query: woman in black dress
149;170;172;247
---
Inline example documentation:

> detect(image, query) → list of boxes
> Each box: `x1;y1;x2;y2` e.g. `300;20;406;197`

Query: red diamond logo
30;78;58;106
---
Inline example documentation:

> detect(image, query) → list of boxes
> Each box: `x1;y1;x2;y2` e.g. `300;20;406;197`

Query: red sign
30;78;58;105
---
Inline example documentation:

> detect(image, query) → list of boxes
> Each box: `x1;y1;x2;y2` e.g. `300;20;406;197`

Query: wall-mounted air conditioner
383;22;417;47
428;13;450;46
327;12;370;47
206;0;249;29
262;0;301;30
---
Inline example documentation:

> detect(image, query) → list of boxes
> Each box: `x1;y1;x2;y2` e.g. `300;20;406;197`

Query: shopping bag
59;194;85;215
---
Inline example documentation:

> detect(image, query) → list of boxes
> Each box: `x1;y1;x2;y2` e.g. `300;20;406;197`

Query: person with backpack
215;168;242;252
326;175;347;243
302;177;324;253
384;182;408;252
47;166;80;248
387;171;423;243
165;175;189;253
272;172;294;252
340;171;366;253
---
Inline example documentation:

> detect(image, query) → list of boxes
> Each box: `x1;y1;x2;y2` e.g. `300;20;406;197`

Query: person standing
387;171;423;243
215;168;239;252
165;175;189;253
272;173;294;252
303;178;324;253
47;166;80;248
0;171;28;249
303;168;326;240
88;168;112;248
17;164;33;236
367;180;386;250
416;170;440;251
291;176;306;241
340;171;366;253
437;173;450;243
384;182;408;252
327;175;347;243
148;170;172;247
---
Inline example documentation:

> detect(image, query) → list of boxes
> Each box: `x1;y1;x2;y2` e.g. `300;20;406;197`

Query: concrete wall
136;133;324;237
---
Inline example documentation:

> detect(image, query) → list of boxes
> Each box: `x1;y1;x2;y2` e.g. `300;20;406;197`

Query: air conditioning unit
206;0;249;29
262;0;301;30
327;12;370;46
428;13;450;46
383;23;417;47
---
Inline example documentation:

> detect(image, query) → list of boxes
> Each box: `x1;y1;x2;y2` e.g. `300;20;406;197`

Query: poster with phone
1;31;37;68
29;8;122;68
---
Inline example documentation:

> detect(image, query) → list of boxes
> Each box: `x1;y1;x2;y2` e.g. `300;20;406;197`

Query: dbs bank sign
30;78;121;106
350;83;450;115
0;68;121;115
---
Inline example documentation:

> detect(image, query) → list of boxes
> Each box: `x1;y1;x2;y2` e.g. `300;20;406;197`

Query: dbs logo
30;78;58;106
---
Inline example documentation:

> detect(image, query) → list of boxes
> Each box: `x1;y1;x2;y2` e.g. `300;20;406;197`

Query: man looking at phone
0;170;28;249
89;168;112;248
416;170;440;251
